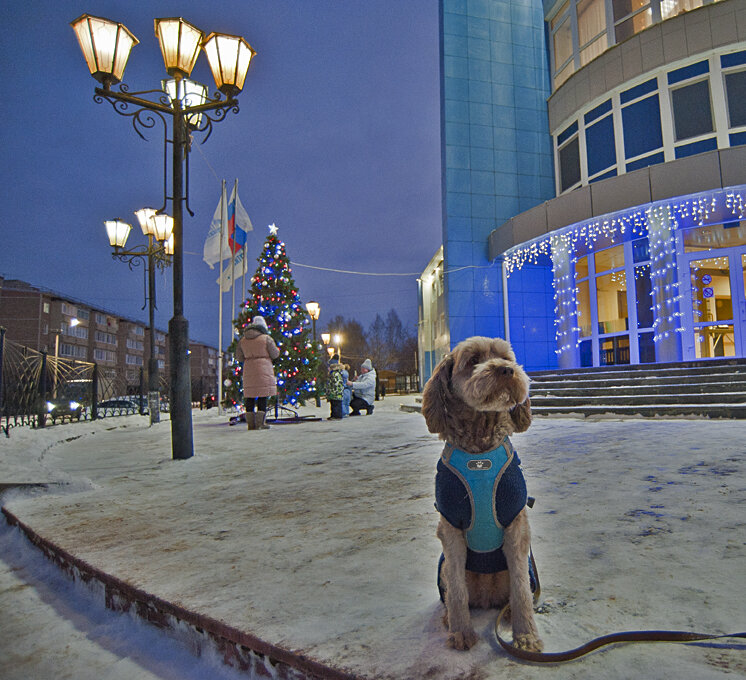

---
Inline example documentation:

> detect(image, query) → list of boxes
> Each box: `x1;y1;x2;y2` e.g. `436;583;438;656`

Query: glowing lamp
202;32;255;97
70;14;139;87
154;17;203;78
305;301;320;320
134;207;158;236
104;219;132;248
148;213;174;242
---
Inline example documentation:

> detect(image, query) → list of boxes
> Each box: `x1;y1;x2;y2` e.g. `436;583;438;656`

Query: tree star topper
269;223;278;235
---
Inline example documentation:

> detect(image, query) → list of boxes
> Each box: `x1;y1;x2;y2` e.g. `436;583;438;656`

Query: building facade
422;0;746;380
0;277;218;397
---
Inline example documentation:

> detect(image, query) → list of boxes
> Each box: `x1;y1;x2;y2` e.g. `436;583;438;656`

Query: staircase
528;358;746;418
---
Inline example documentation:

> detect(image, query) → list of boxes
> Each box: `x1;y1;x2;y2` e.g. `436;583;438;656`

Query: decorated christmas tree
226;224;320;408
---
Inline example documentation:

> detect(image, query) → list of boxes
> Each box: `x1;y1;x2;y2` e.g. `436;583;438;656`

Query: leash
495;574;745;665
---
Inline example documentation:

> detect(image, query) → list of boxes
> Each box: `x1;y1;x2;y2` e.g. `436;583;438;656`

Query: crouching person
348;359;376;415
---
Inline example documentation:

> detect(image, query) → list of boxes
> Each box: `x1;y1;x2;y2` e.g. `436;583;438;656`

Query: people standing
326;355;345;420
348;358;376;415
235;316;280;430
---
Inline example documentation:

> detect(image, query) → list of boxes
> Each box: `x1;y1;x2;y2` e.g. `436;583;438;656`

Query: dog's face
422;336;532;440
449;336;529;412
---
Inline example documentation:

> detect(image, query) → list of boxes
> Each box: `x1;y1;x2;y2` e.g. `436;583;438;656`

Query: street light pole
105;214;172;426
305;301;321;407
72;14;256;460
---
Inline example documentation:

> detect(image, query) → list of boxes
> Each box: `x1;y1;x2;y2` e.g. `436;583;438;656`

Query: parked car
97;398;140;413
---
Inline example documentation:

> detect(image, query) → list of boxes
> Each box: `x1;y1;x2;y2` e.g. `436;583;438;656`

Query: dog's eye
469;355;480;366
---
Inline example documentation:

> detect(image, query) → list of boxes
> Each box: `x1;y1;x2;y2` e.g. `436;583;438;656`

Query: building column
551;240;580;369
647;207;683;363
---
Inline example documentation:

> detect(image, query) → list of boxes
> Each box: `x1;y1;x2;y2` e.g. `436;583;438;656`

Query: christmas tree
227;224;321;408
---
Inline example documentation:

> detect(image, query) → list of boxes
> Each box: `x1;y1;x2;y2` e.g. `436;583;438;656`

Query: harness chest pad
435;439;527;574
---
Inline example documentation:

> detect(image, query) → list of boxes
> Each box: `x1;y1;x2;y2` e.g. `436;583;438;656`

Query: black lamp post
104;210;173;425
71;14;256;460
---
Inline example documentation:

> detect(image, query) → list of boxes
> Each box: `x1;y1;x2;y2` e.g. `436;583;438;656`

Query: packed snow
1;397;744;679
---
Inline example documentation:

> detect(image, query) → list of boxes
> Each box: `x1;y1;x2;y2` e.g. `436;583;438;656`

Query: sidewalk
1;398;744;679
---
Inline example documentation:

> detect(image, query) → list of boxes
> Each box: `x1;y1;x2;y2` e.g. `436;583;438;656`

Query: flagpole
230;179;238;340
217;179;226;415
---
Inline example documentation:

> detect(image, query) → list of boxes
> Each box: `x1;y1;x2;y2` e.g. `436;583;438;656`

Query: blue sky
0;1;441;346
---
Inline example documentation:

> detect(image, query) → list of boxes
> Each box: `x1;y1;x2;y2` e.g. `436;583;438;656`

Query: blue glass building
419;0;746;383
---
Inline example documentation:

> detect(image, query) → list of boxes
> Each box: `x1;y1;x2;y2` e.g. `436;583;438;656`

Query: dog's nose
501;367;514;376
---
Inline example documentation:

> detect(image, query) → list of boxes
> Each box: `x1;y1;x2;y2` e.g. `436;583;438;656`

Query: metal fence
0;328;171;434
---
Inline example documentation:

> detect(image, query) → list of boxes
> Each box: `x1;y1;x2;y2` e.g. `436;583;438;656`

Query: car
97;398;140;412
46;399;84;423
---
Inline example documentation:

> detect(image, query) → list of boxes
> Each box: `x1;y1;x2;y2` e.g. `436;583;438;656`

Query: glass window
634;264;654;328
724;70;746;128
585;115;616;176
690;256;732;322
661;0;704;20
613;0;651;43
595;244;625;273
622;95;663;159
632;237;650;263
671;80;713;141
596;270;628;334
553;17;573;70
559;136;581;191
577;0;607;66
683;222;746;252
576;255;589;279
577;279;592;337
600;335;630;365
638;332;655;363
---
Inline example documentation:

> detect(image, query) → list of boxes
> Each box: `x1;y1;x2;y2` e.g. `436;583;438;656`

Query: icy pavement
1;397;745;679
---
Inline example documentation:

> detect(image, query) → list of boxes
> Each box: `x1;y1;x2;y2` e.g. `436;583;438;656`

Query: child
325;355;344;419
341;363;352;417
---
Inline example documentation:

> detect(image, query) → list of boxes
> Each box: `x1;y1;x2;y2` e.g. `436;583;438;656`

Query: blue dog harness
435;437;528;574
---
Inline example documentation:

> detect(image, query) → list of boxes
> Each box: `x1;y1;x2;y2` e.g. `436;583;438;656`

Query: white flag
216;249;249;293
203;183;229;269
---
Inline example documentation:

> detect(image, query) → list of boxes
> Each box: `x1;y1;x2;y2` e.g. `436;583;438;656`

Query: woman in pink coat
234;316;280;430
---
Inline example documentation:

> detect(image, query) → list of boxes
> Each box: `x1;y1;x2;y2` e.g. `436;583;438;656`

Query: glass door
686;247;746;358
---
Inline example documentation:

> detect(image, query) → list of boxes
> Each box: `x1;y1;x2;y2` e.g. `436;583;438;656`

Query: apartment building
0;277;218;395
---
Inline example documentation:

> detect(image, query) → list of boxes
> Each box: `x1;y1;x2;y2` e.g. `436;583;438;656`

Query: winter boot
257;411;270;429
246;411;256;430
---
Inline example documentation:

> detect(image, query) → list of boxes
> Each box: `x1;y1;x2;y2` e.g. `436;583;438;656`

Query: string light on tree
226;224;321;407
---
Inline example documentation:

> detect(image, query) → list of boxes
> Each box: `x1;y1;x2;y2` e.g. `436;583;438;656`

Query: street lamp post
71;14;256;460
305;301;321;407
105;210;173;425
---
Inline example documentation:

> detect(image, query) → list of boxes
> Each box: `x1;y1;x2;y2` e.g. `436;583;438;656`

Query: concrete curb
2;506;367;680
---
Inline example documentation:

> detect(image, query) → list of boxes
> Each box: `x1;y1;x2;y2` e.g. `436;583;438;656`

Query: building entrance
681;246;746;359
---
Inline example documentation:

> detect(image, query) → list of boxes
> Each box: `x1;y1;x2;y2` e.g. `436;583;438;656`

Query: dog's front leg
502;509;543;652
436;517;478;650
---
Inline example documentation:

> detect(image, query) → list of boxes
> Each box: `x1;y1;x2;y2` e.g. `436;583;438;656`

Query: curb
2;506;367;680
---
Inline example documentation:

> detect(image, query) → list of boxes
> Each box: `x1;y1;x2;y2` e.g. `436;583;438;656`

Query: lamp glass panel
155;18;203;77
71;15;138;83
150;214;174;242
165;235;175;256
203;33;255;93
105;219;132;248
134;208;157;235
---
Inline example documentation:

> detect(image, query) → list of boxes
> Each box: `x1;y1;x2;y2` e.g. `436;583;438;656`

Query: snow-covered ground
1;398;744;680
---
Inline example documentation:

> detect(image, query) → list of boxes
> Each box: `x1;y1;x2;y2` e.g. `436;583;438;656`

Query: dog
422;336;543;652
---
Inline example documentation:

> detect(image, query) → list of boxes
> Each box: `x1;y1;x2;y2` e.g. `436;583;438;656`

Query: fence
0;328;171;434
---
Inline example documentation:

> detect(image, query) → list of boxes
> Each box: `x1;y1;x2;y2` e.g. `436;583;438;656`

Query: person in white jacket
347;358;376;415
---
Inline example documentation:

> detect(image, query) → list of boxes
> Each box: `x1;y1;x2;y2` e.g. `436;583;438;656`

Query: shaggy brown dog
422;336;542;652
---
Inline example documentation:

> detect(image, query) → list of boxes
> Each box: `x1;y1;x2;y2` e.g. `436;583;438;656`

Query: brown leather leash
495;552;745;663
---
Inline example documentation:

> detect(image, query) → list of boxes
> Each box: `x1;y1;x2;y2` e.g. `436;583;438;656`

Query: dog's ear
421;354;454;434
510;397;532;433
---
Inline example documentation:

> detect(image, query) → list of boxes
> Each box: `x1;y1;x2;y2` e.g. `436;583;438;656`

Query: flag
203;183;228;269
216;249;249;293
228;183;253;255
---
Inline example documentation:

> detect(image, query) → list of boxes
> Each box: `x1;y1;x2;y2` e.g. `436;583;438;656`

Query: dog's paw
512;633;544;652
448;629;479;650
